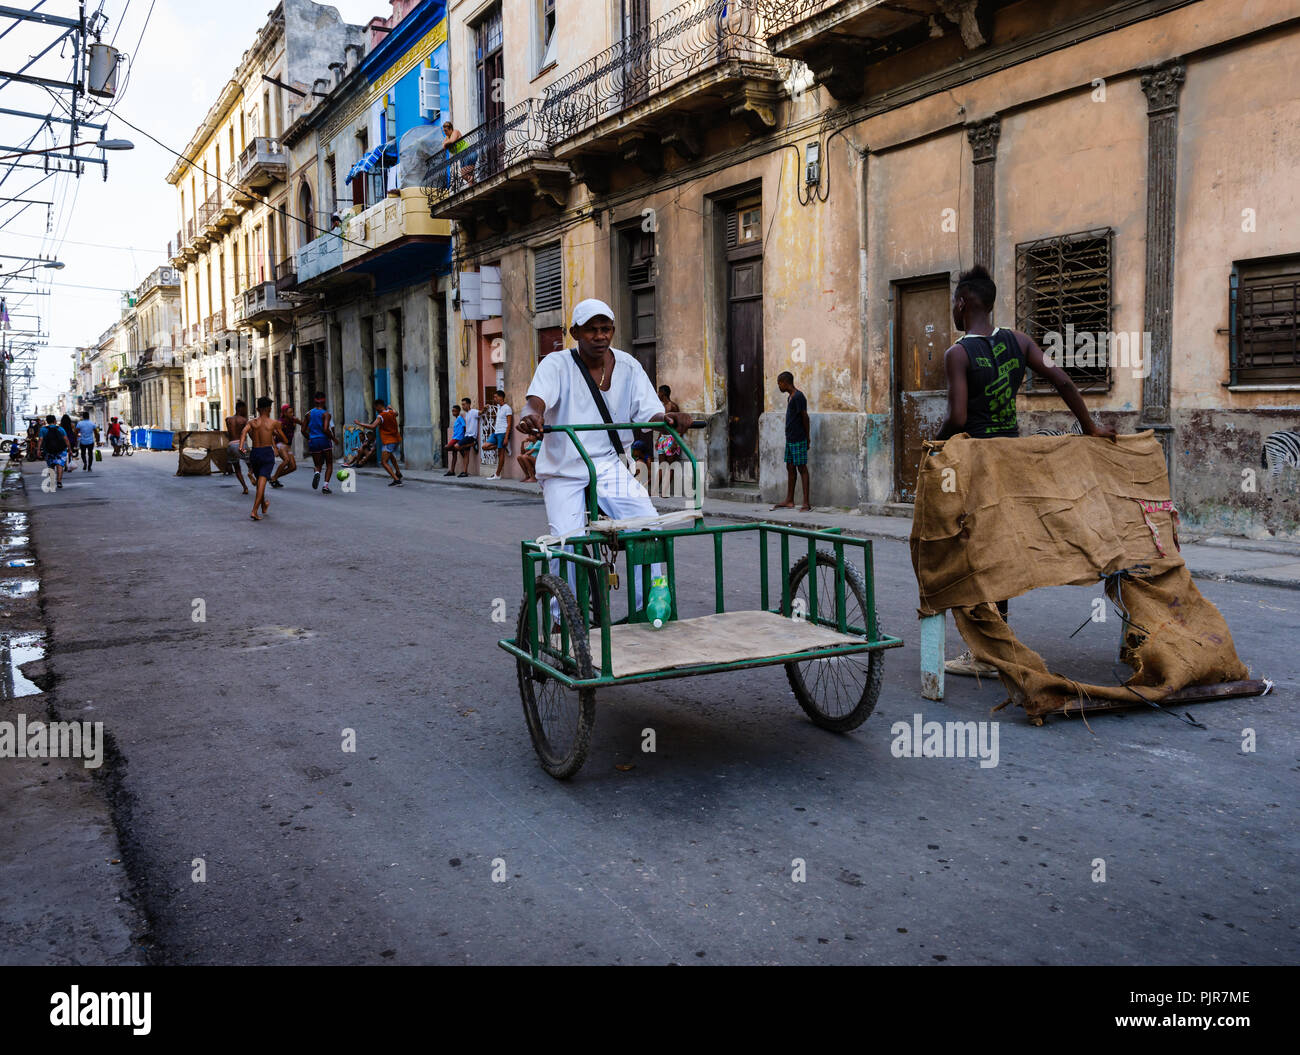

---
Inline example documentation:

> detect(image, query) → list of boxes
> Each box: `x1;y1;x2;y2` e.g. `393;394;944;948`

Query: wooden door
893;277;954;501
727;255;763;482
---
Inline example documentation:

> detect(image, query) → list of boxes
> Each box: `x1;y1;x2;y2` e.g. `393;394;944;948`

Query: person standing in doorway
356;399;404;486
485;389;513;480
225;400;252;495
75;410;97;471
773;371;811;511
935;263;1116;676
270;403;299;489
305;392;337;495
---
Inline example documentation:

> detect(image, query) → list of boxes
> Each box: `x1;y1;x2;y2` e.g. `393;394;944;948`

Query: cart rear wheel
516;574;596;779
784;552;884;732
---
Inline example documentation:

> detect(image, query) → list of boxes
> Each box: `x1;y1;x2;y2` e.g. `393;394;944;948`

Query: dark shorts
784;440;809;467
308;437;332;454
249;446;276;480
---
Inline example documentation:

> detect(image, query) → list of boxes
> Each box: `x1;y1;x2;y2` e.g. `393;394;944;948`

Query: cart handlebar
539;421;706;521
540;420;707;432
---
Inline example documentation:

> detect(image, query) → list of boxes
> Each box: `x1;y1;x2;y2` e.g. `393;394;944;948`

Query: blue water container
150;430;174;451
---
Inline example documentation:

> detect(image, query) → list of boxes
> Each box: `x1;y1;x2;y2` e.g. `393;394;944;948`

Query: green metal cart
498;421;904;778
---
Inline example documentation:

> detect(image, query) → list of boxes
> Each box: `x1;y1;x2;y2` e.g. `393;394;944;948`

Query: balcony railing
274;254;296;291
341;189;451;265
539;0;780;145
237;136;287;190
757;0;840;38
425;98;550;205
234;280;292;324
295;230;344;284
210;308;225;333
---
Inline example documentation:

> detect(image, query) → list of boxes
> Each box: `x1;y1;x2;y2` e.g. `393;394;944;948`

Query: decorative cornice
1141;60;1185;115
966;115;1001;162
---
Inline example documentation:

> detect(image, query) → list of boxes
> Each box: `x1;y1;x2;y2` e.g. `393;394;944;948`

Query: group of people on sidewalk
443;391;518;480
224;393;408;521
30;411;112;490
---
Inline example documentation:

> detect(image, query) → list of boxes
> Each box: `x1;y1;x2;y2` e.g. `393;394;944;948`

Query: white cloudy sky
0;0;379;409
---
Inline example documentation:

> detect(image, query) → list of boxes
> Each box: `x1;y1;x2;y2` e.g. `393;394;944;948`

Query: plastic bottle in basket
647;577;672;629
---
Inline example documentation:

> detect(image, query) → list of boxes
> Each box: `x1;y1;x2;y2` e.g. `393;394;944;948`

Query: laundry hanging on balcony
345;142;397;183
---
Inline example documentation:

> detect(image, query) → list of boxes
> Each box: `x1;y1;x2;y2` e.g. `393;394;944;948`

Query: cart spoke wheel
516;574;596;779
784;552;884;732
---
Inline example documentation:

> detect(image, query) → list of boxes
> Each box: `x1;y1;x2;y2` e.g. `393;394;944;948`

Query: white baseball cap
570;298;615;329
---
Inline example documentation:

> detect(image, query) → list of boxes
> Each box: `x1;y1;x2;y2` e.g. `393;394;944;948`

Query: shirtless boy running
225;400;252;494
239;397;287;521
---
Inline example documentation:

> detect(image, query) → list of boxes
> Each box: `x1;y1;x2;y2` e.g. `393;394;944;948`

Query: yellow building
166;0;367;432
429;0;1300;537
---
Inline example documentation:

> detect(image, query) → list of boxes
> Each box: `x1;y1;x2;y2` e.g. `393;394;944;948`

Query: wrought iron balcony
539;0;785;158
237;137;287;191
234;280;292;327
760;0;992;101
228;163;255;207
424;99;567;222
274;254;296;293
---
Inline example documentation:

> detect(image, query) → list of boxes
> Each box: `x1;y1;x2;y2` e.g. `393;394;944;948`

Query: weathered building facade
166;0;367;433
284;0;453;468
428;0;1300;536
121;265;185;430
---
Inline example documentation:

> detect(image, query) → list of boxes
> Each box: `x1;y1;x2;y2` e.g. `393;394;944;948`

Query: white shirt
493;403;513;435
526;347;664;480
463;408;480;440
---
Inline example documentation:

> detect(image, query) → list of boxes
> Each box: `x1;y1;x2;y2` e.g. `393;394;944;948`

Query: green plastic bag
94;447;102;462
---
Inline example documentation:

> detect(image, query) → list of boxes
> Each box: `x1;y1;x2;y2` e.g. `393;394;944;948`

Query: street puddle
0;632;45;699
0;579;38;598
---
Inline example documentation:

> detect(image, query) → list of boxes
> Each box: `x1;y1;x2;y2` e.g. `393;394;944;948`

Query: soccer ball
336;469;350;482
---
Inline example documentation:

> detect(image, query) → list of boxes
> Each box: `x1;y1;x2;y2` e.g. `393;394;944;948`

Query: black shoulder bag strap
570;347;624;456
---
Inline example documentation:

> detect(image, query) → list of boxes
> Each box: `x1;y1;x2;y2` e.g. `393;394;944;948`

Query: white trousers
540;457;661;615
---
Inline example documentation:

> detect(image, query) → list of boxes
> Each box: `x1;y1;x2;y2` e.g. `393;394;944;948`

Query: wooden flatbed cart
498;421;904;778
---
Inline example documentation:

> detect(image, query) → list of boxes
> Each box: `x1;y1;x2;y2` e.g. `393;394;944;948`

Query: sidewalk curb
358;468;1300;592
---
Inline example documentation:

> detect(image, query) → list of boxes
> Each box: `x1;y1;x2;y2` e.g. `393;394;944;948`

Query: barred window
1231;255;1300;384
1015;228;1113;392
533;241;562;313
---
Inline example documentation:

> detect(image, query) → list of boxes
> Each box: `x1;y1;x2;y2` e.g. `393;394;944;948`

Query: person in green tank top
934;265;1116;676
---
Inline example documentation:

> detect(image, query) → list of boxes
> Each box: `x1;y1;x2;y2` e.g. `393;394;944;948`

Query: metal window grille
1015;228;1113;391
1232;257;1300;384
534;242;562;312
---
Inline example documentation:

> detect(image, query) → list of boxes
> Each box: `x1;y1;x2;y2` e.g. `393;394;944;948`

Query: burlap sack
911;432;1249;719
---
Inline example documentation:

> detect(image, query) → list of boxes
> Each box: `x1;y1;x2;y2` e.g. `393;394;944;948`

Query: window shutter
725;208;738;249
460;271;483;320
534;242;562;312
419;66;448;121
480;265;502;318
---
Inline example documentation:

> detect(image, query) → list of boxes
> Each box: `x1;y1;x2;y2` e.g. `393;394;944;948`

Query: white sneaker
944;650;998;677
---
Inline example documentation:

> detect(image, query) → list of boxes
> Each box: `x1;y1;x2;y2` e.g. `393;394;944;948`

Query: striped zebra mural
1261;431;1300;477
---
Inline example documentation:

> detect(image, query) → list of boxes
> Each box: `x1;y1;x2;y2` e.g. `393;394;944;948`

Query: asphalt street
19;452;1300;965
